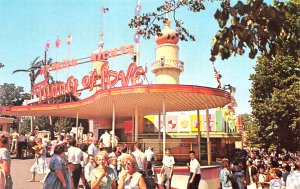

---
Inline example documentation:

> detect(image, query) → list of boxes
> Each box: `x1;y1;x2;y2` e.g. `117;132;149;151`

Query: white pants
223;186;233;189
247;183;257;189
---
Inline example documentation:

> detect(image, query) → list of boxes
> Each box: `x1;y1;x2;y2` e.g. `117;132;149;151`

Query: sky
0;0;260;114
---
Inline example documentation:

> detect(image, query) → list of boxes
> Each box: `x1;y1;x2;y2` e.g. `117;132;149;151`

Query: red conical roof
155;20;179;45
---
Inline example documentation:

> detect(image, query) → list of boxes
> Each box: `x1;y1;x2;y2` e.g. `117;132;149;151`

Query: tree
12;56;42;88
249;55;300;152
0;83;30;106
129;0;300;62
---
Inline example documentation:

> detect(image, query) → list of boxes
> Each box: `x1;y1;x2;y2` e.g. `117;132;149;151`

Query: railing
151;59;184;72
119;141;208;161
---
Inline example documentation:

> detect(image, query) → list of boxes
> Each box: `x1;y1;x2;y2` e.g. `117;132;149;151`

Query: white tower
152;20;184;84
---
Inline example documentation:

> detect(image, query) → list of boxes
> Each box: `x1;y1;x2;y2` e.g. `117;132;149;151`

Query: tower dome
152;19;184;85
155;20;179;45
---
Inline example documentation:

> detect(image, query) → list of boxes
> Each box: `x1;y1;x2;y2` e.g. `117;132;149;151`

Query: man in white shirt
87;138;99;157
145;146;157;169
99;130;111;151
67;138;83;189
187;151;201;189
84;154;96;184
160;148;175;189
286;161;300;189
132;142;147;174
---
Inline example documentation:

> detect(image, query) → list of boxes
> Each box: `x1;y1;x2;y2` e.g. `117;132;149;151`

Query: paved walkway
10;158;191;189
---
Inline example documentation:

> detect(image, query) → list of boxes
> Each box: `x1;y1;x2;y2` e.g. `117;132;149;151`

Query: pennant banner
67;35;72;45
45;41;50;50
56;38;61;48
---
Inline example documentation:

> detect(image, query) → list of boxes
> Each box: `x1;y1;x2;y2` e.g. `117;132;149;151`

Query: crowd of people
219;149;300;189
1;129;299;189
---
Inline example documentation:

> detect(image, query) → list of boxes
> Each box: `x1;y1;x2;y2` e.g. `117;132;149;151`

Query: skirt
29;156;49;174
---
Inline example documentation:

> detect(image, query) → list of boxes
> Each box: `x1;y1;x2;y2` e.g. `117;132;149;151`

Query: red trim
1;84;230;118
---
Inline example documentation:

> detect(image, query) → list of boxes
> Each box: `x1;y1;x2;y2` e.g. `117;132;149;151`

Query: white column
162;98;166;157
76;112;79;141
134;106;139;142
112;102;115;148
197;110;201;161
206;109;211;165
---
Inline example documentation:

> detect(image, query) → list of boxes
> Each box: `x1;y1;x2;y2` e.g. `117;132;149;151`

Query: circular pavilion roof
0;84;230;120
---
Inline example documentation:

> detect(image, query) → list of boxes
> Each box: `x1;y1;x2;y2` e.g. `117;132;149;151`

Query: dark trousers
17;141;27;159
68;164;82;189
187;173;201;189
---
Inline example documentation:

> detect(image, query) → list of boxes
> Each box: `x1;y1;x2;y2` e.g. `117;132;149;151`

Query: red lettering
81;75;90;89
101;50;109;60
110;48;118;58
127;45;134;55
131;66;144;85
106;71;118;89
70;59;77;66
100;63;109;89
119;46;127;55
90;54;97;61
66;76;80;96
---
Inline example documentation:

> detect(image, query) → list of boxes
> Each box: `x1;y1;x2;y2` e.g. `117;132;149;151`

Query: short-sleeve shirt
90;167;115;189
88;143;99;157
162;155;175;167
0;148;11;166
67;146;83;164
100;133;111;148
49;154;66;171
132;150;147;171
190;158;201;174
286;171;300;189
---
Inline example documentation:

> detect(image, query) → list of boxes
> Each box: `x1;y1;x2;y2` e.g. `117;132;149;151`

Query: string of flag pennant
44;35;72;51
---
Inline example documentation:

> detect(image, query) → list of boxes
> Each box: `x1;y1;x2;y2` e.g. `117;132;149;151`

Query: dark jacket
245;166;258;185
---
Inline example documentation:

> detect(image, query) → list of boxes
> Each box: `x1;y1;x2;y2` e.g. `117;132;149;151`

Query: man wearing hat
220;158;233;189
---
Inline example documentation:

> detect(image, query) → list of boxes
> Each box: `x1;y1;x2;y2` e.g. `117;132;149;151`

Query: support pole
206;109;211;165
158;112;161;159
197;110;201;161
76;112;79;141
134;106;138;142
132;115;134;143
112;103;115;148
162;98;166;157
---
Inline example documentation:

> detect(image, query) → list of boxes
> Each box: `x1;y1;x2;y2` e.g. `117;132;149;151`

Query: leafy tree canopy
249;54;300;151
0;83;30;106
129;0;300;62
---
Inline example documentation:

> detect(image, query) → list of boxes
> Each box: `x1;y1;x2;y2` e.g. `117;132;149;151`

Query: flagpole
136;0;141;67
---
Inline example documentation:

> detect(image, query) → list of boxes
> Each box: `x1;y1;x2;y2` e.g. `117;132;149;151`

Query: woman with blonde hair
90;151;117;189
27;137;49;182
0;131;13;189
118;154;147;189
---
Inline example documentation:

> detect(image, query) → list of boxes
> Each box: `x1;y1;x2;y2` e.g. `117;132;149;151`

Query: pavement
11;157;187;189
11;158;46;189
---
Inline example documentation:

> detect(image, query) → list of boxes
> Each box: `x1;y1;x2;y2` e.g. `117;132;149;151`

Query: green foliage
249;55;300;151
12;56;42;88
20;116;77;134
129;0;300;62
0;83;30;106
19;93;85;134
211;0;300;61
